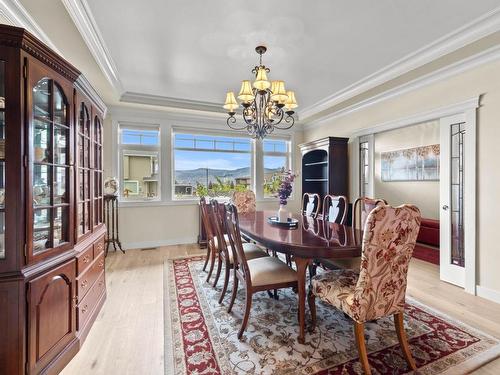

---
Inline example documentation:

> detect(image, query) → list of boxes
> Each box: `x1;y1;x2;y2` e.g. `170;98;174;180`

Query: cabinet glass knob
442;205;449;210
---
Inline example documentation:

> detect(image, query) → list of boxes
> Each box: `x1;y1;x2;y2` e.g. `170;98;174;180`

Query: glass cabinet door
0;61;5;260
93;117;103;228
77;103;92;238
31;78;70;255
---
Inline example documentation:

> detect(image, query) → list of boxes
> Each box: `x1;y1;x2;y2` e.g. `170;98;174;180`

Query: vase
278;204;288;222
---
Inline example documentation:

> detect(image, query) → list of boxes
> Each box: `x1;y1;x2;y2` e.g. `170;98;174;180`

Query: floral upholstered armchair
309;204;421;375
231;190;256;213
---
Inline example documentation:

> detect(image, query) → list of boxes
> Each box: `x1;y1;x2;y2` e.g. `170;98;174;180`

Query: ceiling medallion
223;46;298;140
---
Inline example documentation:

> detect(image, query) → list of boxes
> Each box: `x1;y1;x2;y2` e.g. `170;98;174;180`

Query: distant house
235;177;251;188
175;184;193;196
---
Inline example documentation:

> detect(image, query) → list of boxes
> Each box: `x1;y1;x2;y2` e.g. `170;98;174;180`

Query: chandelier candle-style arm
222;45;298;139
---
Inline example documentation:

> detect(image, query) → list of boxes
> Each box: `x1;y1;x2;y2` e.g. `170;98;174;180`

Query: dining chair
322;194;348;224
224;203;299;340
301;192;321;218
327;197;387;271
308;204;421;375
209;199;268;303
200;197;218;282
231;190;256;213
311;195;348;276
353;197;387;230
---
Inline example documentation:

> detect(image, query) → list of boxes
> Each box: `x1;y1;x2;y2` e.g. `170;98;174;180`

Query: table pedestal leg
294;256;311;344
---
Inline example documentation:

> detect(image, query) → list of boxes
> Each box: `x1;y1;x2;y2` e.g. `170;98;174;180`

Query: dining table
238;210;363;344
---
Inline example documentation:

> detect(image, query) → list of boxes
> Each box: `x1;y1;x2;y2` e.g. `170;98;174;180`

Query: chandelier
223;46;298;139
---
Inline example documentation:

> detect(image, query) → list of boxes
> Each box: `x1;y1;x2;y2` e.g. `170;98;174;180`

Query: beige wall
374;121;440;219
302;58;500;295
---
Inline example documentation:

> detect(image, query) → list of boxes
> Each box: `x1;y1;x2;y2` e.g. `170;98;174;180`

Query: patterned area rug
164;257;500;374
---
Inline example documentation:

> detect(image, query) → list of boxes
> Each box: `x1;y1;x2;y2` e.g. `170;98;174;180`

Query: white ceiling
86;0;500;110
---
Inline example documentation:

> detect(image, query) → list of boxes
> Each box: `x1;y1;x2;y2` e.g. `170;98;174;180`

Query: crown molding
109;104;228;123
0;0;62;55
300;6;500;121
61;0;123;94
75;74;107;117
120;91;226;113
304;44;500;130
351;96;479;138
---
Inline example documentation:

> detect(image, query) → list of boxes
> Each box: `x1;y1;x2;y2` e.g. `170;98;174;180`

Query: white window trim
358;134;374;198
111;115;295;207
260;138;293;201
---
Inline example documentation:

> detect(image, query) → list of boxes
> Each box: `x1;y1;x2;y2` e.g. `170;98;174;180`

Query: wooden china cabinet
0;25;107;374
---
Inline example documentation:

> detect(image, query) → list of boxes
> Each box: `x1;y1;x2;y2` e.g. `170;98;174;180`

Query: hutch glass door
31;78;70;256
0;61;4;260
77;103;92;238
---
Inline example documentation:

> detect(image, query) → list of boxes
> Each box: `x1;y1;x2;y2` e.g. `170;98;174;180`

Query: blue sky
174;151;287;171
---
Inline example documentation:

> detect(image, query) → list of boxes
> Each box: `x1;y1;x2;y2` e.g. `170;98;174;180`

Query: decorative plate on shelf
267;216;299;228
104;177;119;196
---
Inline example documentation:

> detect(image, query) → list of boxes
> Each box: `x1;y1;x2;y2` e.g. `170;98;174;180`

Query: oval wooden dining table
238;210;363;344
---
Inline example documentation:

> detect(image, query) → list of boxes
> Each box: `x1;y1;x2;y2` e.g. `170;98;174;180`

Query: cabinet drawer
76;253;105;300
77;271;105;332
94;235;105;258
76;244;94;276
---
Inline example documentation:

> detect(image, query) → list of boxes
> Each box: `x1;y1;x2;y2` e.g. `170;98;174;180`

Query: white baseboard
476;285;500;304
122;237;198;251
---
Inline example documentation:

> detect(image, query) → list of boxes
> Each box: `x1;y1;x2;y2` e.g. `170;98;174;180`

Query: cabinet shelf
304;178;328;182
304;160;328;167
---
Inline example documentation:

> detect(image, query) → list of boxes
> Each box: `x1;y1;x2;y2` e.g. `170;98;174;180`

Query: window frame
261;138;292;200
171;129;255;201
118;124;161;202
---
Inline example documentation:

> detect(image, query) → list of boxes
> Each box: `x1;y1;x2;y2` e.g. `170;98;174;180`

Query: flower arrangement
278;170;296;205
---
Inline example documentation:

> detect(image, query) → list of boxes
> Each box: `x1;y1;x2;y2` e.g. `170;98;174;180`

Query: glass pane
0;212;4;259
79;103;89;135
94;144;102;170
450;123;465;267
34;119;50;163
33;79;50;121
54;167;67;204
0;161;4;210
53;206;68;246
121;128;159;145
85;139;90;168
54;124;68;165
94;171;102;197
263;156;287;198
79;135;84;167
53;86;67;125
122;154;159;200
85;201;91;231
33;164;51;206
33;208;51;253
77;203;84;237
94;118;101;144
85;170;90;200
263;139;287;153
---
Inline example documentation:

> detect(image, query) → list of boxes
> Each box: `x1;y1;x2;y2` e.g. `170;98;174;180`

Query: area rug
164;256;500;374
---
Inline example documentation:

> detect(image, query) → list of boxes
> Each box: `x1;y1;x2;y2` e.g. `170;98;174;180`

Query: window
118;125;160;201
173;133;252;199
263;139;291;198
359;141;369;197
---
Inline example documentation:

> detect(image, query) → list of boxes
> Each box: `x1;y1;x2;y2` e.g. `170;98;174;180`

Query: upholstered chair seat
227;242;268;264
311;269;359;311
247;256;298;287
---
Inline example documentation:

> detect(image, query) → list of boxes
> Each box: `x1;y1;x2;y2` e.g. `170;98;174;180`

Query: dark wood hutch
299;136;349;201
0;25;107;374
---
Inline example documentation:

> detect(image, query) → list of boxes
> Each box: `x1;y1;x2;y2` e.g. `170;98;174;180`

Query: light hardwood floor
61;245;500;375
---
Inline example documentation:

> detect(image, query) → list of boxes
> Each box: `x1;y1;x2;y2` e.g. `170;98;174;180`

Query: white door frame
354;97;478;294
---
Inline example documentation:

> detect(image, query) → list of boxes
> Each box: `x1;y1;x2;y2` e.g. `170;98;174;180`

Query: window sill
118;199;199;208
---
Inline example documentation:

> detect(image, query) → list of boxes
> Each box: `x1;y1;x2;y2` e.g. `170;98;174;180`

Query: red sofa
414;218;440;265
417;218;440;247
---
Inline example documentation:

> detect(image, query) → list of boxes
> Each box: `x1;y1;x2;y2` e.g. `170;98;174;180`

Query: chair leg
273;289;279;300
308;263;317;280
238;289;253;340
307;290;317;330
354;322;371;375
227;271;239;313
205;244;217;283
218;263;231;304
212;256;222;287
202;244;210;271
394;312;417;371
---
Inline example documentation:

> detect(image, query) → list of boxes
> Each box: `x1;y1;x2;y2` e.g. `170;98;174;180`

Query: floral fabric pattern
312;204;421;323
231;190;256;213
